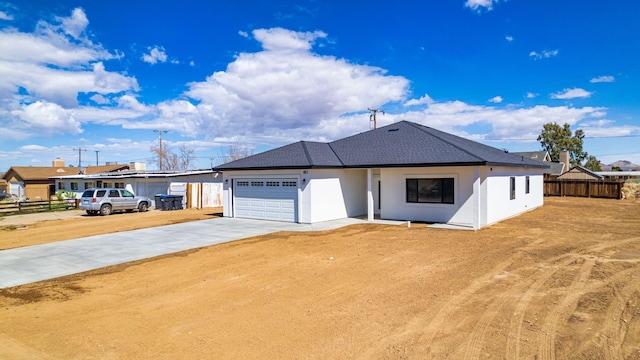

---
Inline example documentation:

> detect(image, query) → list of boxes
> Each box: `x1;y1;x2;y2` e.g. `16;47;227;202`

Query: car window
96;190;107;197
122;189;134;197
109;190;120;197
81;190;94;197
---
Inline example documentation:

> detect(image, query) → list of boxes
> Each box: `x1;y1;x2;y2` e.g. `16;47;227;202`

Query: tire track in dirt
536;257;596;360
505;236;640;360
460;256;578;360
600;275;640;359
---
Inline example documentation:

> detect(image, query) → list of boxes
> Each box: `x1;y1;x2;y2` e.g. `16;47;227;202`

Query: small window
510;177;516;200
251;181;264;187
282;181;297;187
70;182;78;191
115;182;124;189
406;178;454;204
525;176;530;194
84;182;94;190
58;182;64;190
266;181;280;187
236;181;249;186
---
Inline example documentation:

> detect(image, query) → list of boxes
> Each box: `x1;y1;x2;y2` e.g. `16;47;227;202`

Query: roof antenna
368;108;385;129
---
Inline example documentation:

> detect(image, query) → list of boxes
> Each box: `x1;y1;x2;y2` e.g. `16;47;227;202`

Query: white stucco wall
380;166;544;228
380;167;476;225
307;169;367;223
484;167;544;226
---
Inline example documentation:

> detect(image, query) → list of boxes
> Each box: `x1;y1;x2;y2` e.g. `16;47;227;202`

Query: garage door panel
234;178;297;223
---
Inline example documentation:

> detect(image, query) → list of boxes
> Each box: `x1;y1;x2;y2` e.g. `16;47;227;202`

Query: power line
153;130;168;170
367;108;384;129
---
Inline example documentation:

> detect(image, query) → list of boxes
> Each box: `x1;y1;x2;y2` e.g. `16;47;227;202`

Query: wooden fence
0;199;79;215
544;179;624;199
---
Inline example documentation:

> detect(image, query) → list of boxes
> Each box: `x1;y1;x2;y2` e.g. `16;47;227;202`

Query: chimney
559;151;570;173
130;162;146;171
52;158;65;167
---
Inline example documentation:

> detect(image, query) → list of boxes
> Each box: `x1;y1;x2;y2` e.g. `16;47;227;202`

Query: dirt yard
1;197;640;359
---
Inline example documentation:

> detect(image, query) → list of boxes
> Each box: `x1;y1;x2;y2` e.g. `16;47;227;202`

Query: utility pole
368;108;385;129
94;150;100;166
153;130;168;170
73;147;87;167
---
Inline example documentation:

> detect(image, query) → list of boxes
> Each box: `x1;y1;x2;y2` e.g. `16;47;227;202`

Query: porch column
367;168;374;221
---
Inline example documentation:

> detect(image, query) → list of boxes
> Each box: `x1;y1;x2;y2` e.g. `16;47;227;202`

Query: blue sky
1;0;639;171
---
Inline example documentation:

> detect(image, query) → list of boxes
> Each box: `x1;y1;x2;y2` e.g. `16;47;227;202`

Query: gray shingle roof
216;121;548;170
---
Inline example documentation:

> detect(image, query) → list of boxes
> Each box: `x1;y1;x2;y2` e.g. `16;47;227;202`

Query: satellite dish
78;166;84;174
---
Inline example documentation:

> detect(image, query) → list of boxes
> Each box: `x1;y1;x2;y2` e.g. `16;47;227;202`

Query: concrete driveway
0;217;403;288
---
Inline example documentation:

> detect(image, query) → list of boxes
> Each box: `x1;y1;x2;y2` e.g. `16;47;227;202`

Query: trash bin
160;195;175;211
172;195;184;210
154;194;163;210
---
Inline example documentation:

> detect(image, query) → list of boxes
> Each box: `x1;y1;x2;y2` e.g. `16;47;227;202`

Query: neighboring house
596;171;640;180
2;161;128;200
216;121;548;229
514;150;566;178
52;169;223;208
558;166;604;180
0;173;7;194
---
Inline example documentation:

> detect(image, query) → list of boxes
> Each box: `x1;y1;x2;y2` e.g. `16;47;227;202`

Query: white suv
80;188;151;216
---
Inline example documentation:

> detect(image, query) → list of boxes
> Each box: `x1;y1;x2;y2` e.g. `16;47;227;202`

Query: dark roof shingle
216;121;548;170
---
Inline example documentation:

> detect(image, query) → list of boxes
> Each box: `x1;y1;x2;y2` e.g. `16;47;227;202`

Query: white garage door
234;179;298;222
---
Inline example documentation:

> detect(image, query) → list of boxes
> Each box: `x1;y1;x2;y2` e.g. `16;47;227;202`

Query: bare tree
219;144;253;164
150;143;195;171
179;144;196;170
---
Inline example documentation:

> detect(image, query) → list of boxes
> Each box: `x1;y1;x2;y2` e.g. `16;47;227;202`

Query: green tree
537;122;588;167
584;155;602;172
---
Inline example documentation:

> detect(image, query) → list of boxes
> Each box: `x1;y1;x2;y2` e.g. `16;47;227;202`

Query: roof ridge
327;143;345;167
406;121;485;162
300;141;314;166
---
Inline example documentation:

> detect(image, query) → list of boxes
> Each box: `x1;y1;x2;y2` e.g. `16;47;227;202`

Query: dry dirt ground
1;197;640;359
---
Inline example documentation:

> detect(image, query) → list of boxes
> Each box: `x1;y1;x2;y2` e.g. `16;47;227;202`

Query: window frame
405;177;455;204
510;176;516;200
525;176;530;194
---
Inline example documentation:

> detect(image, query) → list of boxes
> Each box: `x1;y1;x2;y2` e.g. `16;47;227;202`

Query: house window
525;176;530;194
115;182;124;189
84;182;94;190
58;182;64;190
70;182;79;191
406;178;454;204
103;182;112;188
510;177;516;200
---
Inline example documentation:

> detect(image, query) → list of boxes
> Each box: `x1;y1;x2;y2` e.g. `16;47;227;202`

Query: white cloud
11;101;82;135
550;88;593;99
58;7;89;39
0;8;136;108
505;35;513;42
90;94;110;104
0;11;13;20
590;75;615;83
465;0;497;12
142;46;168;64
526;92;538;99
529;49;559;60
404;94;435;106
488;96;503;103
183;27;409;141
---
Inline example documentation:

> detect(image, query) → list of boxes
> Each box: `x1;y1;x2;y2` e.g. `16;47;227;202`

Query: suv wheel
138;202;148;212
100;204;112;216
